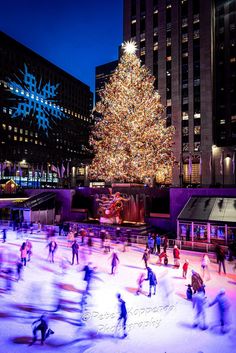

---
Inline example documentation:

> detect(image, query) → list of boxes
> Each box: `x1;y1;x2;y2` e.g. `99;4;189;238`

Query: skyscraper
123;0;236;186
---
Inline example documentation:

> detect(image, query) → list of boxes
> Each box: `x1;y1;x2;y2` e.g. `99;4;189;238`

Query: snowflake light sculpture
7;64;67;133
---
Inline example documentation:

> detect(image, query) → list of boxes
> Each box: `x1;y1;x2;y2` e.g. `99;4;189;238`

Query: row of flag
180;152;236;176
0;162;70;178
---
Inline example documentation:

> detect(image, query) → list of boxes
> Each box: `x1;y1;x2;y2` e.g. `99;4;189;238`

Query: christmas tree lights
89;41;175;184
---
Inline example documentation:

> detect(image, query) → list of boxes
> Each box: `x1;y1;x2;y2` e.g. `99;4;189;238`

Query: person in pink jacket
20;242;27;266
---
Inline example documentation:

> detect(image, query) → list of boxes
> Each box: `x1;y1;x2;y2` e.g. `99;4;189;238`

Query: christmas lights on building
89;41;175;184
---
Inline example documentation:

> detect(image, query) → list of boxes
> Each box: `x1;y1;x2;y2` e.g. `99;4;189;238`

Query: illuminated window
166;56;172;61
194;126;201;135
182;112;189;120
193;30;200;39
8;125;12;131
20;129;23;134
2;124;6;130
19;136;23;142
182;143;189;151
35;140;38;144
14;136;17;141
25;138;28;142
194;142;201;151
3;107;7;113
167;99;172;106
220;120;226;124
182;34;188;43
14;127;18;132
182;127;189;136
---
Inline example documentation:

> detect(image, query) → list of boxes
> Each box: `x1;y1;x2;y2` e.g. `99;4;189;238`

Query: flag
220;152;223;175
61;163;65;178
57;165;61;178
67;161;70;177
232;152;235;175
51;164;57;173
188;153;192;176
199;155;202;176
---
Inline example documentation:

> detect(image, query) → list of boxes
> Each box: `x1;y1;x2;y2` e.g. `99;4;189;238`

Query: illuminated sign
7;64;67;133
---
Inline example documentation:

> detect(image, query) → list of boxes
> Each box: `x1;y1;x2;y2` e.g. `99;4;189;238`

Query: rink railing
0;220;228;254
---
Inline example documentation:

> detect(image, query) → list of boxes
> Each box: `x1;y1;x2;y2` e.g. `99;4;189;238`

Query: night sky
0;0;123;96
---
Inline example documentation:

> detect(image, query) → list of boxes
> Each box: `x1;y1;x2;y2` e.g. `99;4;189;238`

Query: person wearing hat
191;270;204;293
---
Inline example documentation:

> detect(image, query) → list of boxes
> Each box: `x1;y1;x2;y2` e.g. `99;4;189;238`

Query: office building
123;0;236;186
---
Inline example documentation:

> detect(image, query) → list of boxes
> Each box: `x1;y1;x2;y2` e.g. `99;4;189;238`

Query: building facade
95;60;118;104
0;32;93;187
123;0;236;186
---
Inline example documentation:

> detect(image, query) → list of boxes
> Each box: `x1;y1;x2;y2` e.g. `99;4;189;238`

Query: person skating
182;259;189;279
209;288;231;334
47;240;57;263
109;250;120;275
20;242;27;266
218;246;226;274
142;247;150;268
115;293;128;338
163;235;168;253
191;270;204;294
173;245;180;268
136;272;145;295
29;314;54;345
71;239;79;265
26;239;33;262
156;234;161;254
192;288;208;330
201;254;211;280
145;267;157;297
16;259;23;281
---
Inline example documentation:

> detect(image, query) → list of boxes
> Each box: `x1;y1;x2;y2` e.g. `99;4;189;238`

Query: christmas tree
89;41;175;184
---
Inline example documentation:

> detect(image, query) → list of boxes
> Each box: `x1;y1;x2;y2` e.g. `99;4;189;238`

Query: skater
173;245;180;268
104;234;111;253
2;228;7;243
109;250;120;275
115;293;128;338
156;234;161;254
158;250;167;265
100;229;106;248
136;272;145;295
20;242;27;266
147;234;154;254
37;221;42;233
87;234;93;255
145;267;157;297
26;239;32;261
218;246;226;274
30;314;54;345
47;239;57;263
192;288;207;330
209;288;230;334
83;262;94;293
142;248;150;268
71;239;79;265
201;253;211;280
186;284;193;300
163;235;168;253
16;259;23;281
191;270;204;294
182;259;189;278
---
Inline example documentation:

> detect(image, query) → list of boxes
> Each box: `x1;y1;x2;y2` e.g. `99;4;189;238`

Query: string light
89;42;175;184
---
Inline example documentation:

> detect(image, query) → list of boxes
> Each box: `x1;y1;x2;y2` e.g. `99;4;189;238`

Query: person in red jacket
182;259;189;278
173;245;180;268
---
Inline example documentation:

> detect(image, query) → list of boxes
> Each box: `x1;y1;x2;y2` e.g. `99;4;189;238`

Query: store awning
178;196;236;224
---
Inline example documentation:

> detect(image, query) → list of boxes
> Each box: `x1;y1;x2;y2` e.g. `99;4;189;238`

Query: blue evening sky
0;0;123;97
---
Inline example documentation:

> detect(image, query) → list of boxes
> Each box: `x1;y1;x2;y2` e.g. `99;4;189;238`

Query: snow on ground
0;229;236;353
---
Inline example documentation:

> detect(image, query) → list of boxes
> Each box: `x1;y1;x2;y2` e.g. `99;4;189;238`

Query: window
182;143;189;151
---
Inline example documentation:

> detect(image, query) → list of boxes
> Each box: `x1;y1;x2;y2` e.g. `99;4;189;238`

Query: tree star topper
122;40;137;55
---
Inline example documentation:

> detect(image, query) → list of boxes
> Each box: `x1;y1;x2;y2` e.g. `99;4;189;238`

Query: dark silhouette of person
218;246;226;274
71;240;79;265
116;293;128;338
47;240;57;263
30;315;54;345
110;250;120;274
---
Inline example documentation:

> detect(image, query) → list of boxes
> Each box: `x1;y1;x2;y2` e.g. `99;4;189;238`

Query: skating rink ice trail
0;229;235;353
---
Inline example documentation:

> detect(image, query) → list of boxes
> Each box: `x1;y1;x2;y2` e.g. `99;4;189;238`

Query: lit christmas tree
89;41;175;184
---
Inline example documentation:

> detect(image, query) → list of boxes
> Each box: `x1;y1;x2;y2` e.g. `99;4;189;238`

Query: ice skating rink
0;230;235;353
